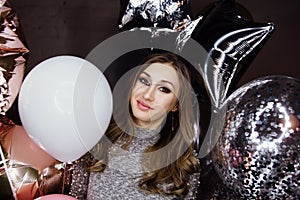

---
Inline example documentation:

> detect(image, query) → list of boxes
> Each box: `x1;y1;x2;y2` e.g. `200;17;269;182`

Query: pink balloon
10;125;57;171
35;194;77;200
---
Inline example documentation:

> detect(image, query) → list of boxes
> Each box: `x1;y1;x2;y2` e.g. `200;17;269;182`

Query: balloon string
61;162;67;194
0;145;18;200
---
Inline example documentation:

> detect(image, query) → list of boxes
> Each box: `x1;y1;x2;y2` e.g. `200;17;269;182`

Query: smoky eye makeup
138;71;177;94
138;75;150;86
158;86;171;93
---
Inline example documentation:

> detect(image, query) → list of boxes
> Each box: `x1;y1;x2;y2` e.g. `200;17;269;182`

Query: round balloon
10;125;57;171
18;55;113;162
211;75;300;199
35;194;77;200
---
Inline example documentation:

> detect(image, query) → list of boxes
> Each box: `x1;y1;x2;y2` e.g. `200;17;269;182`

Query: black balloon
190;0;274;108
211;76;300;199
118;0;192;31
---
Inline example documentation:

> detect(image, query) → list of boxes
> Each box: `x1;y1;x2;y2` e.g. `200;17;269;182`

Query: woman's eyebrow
141;71;150;77
161;80;175;90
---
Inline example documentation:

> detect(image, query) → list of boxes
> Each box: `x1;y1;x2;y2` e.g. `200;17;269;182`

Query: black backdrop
8;0;300;84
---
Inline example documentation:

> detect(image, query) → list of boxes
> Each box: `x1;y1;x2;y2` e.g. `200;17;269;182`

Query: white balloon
18;55;113;162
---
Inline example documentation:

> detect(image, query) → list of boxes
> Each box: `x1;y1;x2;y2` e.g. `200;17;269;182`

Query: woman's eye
139;77;150;86
159;87;171;94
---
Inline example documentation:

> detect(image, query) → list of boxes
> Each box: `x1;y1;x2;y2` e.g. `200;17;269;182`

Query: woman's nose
143;86;155;101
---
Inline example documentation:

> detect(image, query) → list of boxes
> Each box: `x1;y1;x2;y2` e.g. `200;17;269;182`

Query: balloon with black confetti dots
211;75;300;199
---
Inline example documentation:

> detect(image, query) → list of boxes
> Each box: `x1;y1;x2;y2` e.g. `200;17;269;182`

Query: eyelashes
138;77;172;94
159;87;171;94
138;77;150;86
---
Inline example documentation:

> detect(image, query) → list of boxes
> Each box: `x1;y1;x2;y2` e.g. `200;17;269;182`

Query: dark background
3;1;300;198
8;0;300;86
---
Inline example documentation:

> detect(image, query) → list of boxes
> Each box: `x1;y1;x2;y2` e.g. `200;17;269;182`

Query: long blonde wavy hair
89;52;200;198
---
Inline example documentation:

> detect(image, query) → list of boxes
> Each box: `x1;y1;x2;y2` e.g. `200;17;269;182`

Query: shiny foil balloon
189;0;274;108
0;0;29;116
118;0;191;31
211;76;300;199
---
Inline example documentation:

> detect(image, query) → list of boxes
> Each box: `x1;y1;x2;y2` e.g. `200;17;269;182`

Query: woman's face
130;62;180;129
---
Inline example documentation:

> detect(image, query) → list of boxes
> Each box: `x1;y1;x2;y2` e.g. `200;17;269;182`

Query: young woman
69;52;201;199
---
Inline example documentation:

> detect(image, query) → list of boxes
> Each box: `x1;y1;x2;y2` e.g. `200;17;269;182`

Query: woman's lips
137;100;152;111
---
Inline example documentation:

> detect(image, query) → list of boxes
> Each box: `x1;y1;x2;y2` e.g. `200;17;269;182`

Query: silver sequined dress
69;127;200;200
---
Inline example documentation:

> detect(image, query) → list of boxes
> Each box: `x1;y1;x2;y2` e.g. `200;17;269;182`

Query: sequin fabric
69;127;200;199
69;153;93;199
